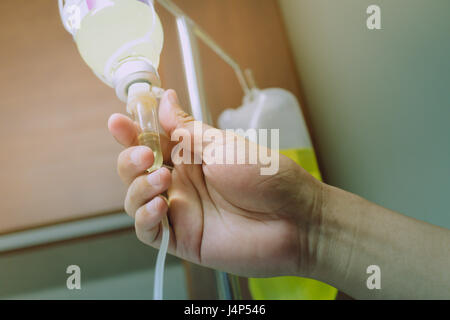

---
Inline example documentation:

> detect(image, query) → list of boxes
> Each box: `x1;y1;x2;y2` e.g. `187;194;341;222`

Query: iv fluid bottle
64;0;165;171
72;0;164;100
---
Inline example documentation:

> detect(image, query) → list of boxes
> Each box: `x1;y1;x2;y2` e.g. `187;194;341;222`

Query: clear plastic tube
127;82;169;300
153;215;170;300
128;83;164;172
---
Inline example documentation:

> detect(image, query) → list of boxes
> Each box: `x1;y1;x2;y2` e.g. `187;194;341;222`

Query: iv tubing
153;214;170;300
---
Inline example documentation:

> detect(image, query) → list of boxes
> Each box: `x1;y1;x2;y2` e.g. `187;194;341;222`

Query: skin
108;89;450;299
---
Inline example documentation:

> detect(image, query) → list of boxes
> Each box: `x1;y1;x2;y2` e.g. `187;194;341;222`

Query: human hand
108;90;325;278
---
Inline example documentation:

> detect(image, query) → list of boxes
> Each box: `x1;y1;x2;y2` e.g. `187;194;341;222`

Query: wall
0;230;187;299
0;0;302;234
278;0;450;228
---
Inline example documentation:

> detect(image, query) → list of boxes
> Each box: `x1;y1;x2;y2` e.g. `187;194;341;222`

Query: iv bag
218;88;312;150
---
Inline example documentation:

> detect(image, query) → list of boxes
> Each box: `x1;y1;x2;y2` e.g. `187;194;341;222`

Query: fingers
135;196;169;246
118;146;155;185
108;113;140;147
110;90;210;166
159;90;219;157
124;167;171;218
109;113;175;166
158;89;195;137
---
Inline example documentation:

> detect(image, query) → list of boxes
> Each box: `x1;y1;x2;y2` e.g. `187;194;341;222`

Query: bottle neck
113;59;161;102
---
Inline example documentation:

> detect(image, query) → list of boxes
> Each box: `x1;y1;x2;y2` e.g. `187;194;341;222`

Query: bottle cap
113;59;161;102
128;82;151;98
126;82;153;115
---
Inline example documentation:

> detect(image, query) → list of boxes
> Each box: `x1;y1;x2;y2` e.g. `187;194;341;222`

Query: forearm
310;184;450;299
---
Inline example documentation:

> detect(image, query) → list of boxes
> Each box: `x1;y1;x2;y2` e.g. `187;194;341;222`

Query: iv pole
155;0;248;300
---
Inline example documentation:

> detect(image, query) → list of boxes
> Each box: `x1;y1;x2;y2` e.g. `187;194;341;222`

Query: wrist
288;169;330;278
304;184;361;285
280;160;361;281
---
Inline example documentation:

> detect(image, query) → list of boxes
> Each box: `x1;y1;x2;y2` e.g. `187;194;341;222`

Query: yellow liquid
280;148;322;181
74;0;164;82
139;131;163;173
249;148;338;300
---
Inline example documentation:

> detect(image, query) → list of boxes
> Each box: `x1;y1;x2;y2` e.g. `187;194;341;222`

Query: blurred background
0;0;449;299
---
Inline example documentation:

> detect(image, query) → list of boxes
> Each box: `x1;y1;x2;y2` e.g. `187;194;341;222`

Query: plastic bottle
218;88;337;300
60;0;164;101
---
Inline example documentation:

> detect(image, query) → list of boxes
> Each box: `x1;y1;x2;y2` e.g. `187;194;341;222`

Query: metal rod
168;1;244;300
0;213;133;253
176;14;235;300
176;16;211;124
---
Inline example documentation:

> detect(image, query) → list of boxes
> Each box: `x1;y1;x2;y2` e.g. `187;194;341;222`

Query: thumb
159;89;220;155
159;89;197;136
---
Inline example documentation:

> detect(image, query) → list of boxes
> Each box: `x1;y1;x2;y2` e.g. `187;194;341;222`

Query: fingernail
168;90;179;105
131;146;146;166
147;170;161;188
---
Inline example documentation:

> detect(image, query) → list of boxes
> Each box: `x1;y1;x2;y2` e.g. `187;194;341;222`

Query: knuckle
124;174;152;217
124;204;132;218
135;222;157;245
117;151;128;175
134;206;147;226
117;148;135;183
154;196;168;212
125;180;142;216
124;194;134;217
136;174;149;190
135;228;147;244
